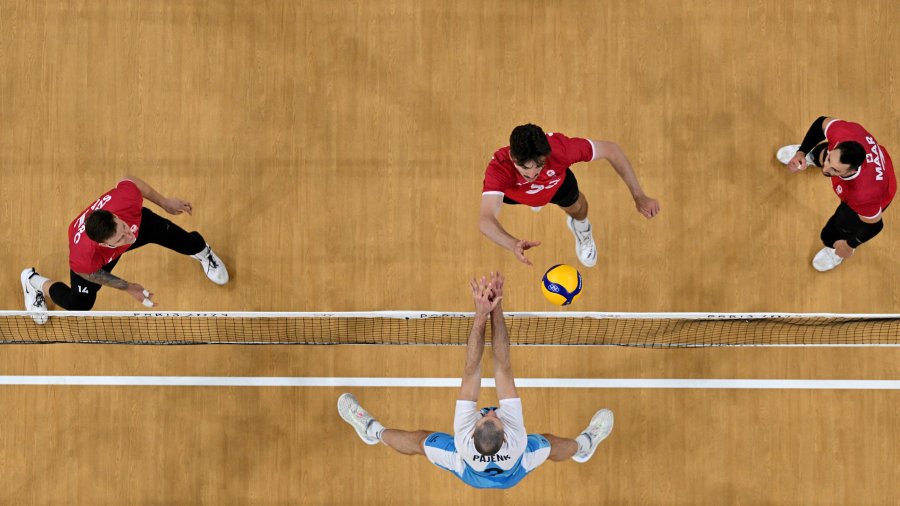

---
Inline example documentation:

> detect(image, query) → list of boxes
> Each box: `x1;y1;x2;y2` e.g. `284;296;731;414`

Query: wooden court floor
2;0;900;504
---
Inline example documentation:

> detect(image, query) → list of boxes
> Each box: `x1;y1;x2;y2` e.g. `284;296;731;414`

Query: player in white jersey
338;272;614;489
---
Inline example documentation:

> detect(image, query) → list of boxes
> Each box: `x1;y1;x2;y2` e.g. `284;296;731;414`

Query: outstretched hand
489;271;504;300
513;239;541;265
635;194;660;218
161;197;194;216
470;275;501;316
126;283;157;307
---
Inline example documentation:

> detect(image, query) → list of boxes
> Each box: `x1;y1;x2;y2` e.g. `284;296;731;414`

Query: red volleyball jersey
68;179;144;273
482;132;595;207
824;120;896;218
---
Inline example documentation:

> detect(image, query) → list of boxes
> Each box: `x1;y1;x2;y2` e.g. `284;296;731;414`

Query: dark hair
835;141;866;169
509;124;551;164
473;419;504;456
85;210;117;243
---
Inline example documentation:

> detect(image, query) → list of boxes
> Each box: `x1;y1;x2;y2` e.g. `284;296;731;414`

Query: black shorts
503;168;581;208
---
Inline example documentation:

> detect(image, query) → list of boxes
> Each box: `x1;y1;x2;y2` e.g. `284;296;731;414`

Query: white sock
572;217;591;232
29;274;50;292
367;420;385;441
191;245;210;260
575;433;591;453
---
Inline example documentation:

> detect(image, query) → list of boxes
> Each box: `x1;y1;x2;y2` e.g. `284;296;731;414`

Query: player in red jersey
20;176;229;323
777;117;896;271
480;124;659;267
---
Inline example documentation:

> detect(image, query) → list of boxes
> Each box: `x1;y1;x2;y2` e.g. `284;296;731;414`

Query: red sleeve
115;179;144;206
550;133;594;166
482;156;516;194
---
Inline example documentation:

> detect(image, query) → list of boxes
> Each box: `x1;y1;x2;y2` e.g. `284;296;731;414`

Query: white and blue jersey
422;398;551;489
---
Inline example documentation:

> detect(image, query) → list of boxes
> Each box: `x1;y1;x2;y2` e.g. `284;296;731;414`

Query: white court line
0;376;899;389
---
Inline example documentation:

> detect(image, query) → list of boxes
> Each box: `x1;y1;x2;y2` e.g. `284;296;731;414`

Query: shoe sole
20;268;49;325
337;393;379;445
812;261;841;272
776;145;799;164
208;269;229;285
572;409;614;463
812;250;842;272
566;218;598;268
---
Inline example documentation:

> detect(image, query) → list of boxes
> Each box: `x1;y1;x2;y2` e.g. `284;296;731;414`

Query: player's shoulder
115;178;141;193
486;147;514;173
825;119;868;138
490;145;512;161
547;131;591;150
546;131;568;143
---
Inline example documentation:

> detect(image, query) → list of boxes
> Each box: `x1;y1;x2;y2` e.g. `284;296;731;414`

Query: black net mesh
2;312;899;346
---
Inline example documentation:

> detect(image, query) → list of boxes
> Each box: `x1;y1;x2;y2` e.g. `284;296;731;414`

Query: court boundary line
4;310;900;318
1;376;899;389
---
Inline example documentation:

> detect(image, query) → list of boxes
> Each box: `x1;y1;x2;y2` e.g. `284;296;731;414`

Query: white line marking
0;377;898;389
4;310;900;318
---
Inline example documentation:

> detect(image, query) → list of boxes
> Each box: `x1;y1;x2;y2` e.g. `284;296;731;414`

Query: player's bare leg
381;429;432;456
561;193;597;267
561;192;589;221
542;434;579;461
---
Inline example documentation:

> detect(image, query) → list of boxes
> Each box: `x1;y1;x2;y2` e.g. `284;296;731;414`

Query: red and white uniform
824;120;896;219
68;180;144;274
482;133;595;207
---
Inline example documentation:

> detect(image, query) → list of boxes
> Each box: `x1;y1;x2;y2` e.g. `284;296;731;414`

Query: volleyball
541;264;582;306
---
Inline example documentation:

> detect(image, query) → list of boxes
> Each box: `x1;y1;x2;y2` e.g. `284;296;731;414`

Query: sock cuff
191;245;210;259
29;274;50;291
576;433;591;451
368;420;386;441
572;218;591;232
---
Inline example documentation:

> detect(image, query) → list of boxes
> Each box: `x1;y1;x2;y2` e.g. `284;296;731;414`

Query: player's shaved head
473;419;504;456
85;210;118;243
510;124;551;165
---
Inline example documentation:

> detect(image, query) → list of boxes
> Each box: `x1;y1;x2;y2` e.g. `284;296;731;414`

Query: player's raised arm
487;272;517;400
589;140;659;218
124;175;193;216
479;194;541;265
459;276;501;401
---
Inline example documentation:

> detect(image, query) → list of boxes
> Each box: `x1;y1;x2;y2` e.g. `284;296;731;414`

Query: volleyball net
1;311;899;346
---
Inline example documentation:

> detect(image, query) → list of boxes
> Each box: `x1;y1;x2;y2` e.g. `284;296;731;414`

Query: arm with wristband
785;116;833;172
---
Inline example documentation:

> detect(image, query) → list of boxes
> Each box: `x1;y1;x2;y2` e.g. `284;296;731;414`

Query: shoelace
576;230;595;254
573;224;593;244
205;253;219;270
